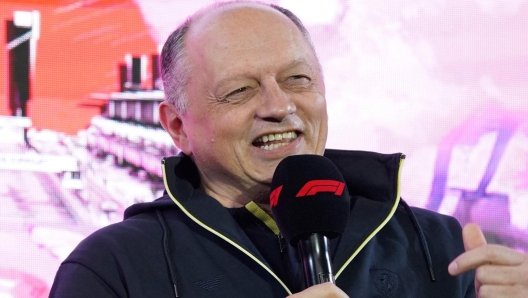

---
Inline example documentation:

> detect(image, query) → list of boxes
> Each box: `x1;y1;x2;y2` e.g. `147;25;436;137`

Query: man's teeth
255;131;298;150
256;131;297;143
260;143;290;150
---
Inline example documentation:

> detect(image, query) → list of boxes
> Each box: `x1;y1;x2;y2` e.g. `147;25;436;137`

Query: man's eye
284;75;311;87
290;75;309;80
227;87;249;97
219;86;254;103
286;75;311;83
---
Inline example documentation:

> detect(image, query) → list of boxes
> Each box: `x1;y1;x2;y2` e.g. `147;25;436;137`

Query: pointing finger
462;223;486;251
449;244;525;275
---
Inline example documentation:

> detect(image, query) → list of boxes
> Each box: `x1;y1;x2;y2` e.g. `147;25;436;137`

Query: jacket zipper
161;161;293;295
161;154;404;290
334;155;404;279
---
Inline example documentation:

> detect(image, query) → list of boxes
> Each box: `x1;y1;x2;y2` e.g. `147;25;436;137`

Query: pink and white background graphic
0;0;527;297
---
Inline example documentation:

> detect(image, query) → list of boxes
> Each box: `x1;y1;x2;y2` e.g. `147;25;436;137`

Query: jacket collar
323;149;405;273
128;149;404;280
160;149;403;206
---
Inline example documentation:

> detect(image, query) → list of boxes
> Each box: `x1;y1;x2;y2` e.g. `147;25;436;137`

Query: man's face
176;5;328;201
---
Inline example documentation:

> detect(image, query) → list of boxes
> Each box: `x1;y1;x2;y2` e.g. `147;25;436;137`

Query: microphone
270;155;350;288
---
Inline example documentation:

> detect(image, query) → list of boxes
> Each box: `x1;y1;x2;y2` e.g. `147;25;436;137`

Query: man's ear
159;101;192;155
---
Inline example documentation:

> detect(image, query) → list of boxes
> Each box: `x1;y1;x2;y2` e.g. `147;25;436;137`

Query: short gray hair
160;1;318;114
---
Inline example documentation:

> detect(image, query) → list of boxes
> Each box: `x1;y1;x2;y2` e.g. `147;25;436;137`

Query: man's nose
255;81;296;122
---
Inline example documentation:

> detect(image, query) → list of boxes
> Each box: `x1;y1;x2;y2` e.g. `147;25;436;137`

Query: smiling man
50;2;528;298
159;2;327;212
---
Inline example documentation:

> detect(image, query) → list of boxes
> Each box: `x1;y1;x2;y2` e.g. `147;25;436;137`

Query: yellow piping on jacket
161;161;292;295
334;155;404;279
162;154;404;291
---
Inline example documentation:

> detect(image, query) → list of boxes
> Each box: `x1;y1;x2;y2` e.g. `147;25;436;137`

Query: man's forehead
189;2;294;39
180;1;322;86
184;3;314;69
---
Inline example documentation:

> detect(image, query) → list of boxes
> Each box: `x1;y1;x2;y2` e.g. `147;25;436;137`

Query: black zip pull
278;233;287;252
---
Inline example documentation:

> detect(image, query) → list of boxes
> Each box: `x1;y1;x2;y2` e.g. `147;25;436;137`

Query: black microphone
270;155;350;288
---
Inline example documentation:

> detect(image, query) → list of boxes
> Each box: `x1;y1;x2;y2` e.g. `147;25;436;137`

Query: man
50;1;528;297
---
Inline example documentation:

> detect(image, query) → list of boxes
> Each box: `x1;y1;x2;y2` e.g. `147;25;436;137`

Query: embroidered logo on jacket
194;274;223;291
370;269;399;297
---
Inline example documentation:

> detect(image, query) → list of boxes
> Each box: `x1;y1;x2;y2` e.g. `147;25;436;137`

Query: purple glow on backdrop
135;0;528;218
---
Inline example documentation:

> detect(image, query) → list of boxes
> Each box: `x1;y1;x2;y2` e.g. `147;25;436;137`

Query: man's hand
287;283;349;298
448;223;528;297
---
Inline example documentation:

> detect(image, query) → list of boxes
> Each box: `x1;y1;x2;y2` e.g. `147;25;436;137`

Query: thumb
462;223;487;251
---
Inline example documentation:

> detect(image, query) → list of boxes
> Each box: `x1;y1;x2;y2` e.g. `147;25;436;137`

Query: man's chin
254;161;281;179
254;174;273;187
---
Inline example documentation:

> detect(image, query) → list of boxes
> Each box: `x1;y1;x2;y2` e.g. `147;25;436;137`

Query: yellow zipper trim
161;162;292;295
334;156;405;279
245;202;281;236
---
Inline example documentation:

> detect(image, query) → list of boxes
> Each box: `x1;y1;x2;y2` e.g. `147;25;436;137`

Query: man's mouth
252;131;299;150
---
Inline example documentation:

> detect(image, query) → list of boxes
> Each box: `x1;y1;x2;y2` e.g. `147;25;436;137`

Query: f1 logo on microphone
270;185;283;208
270;180;345;207
296;180;345;197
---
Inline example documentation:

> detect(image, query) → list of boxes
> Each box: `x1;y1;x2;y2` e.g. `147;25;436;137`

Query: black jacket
50;149;475;297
